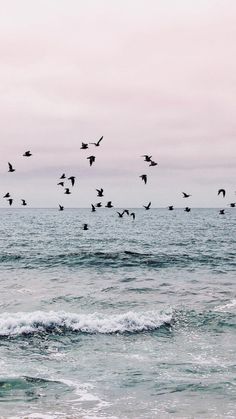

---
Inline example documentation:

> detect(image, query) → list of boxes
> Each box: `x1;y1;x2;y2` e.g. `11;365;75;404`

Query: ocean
0;208;235;419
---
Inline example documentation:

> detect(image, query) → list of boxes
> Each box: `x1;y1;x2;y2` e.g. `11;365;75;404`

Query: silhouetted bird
123;209;129;215
90;136;103;147
105;201;113;208
218;189;226;198
96;202;102;207
141;155;152;162
219;209;225;215
91;204;96;212
229;203;236;207
96;188;104;197
149;160;158;167
23;151;32;157
57;182;64;187
184;207;191;212
21;199;27;206
3;193;10;198
143;202;151;210
59;205;64;211
7;199;13;206
80;142;88;149
117;211;124;218
8;162;15;172
182;192;191;198
60;173;66;179
83;224;88;230
87;156;96;166
64;188;71;195
130;212;135;220
140;174;147;184
168;206;174;210
68;176;76;187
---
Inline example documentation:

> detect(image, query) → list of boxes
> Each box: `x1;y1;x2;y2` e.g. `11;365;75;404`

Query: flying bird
80;142;88;149
7;199;13;206
83;223;88;230
64;188;71;195
21;199;27;206
149;160;158;167
105;201;113;208
91;204;96;212
130;212;135;220
90;136;103;147
23;151;32;157
229;203;236;207
141;155;152;162
123;209;129;215
168;206;174;211
68;176;76;187
8;162;15;172
96;188;104;197
219;209;225;215
140;174;147;184
143;202;151;210
59;205;64;211
96;202;102;207
87;156;96;166
182;192;191;198
3;193;10;198
184;207;191;212
117;211;124;218
60;173;66;179
57;182;64;187
218;189;226;198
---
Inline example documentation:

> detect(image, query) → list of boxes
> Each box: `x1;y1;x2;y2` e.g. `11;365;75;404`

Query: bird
57;182;64;187
8;162;15;172
218;189;226;198
87;156;96;166
68;176;76;187
117;211;124;218
143;202;151;210
59;205;64;211
123;209;129;215
96;202;102;207
140;174;147;184
7;199;13;206
141;155;152;162
3;193;10;198
64;188;71;195
80;142;88;149
83;223;88;230
184;207;191;212
23;150;32;157
90;136;103;147
168;206;174;211
96;188;104;197
105;201;113;208
229;203;236;207
219;209;225;215
149;160;158;167
182;192;191;198
91;204;96;212
130;212;135;220
21;199;27;206
60;173;66;179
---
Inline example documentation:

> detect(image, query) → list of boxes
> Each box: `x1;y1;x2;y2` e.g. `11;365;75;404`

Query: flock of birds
3;136;235;230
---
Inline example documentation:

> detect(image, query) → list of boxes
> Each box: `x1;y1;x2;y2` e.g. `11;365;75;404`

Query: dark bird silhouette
105;201;113;208
83;223;88;230
68;176;76;187
7;199;13;206
60;173;66;179
229;203;236;207
149;160;158;167
141;155;152;162
21;199;27;206
80;142;88;149
96;202;102;207
168;205;174;211
90;136;103;147
184;207;191;212
59;205;64;211
219;209;225;215
96;188;104;197
123;209;129;215
218;189;226;198
117;211;124;218
130;212;135;220
87;156;96;166
140;174;147;184
23;150;32;157
57;182;64;187
143;202;151;210
3;193;10;198
64;188;71;195
182;192;191;198
8;162;15;172
91;204;96;212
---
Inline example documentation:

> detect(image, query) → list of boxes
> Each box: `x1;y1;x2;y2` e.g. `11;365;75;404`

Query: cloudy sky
0;0;235;207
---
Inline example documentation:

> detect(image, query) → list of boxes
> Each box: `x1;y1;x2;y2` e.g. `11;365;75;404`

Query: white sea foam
0;309;172;336
214;299;236;312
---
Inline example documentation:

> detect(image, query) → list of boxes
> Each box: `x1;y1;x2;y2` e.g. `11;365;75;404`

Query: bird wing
8;162;13;170
97;136;103;145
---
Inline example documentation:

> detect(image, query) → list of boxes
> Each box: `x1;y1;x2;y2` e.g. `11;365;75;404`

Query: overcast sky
0;0;235;207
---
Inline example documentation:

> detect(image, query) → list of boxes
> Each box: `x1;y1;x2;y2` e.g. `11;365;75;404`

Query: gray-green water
0;208;235;418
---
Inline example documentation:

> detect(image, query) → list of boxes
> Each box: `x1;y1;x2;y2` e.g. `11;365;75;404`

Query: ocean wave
0;310;172;337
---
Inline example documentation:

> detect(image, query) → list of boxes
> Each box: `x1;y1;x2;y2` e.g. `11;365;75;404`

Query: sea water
0;208;235;418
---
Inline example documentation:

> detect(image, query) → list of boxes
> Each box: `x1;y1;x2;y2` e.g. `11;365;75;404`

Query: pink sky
0;0;235;207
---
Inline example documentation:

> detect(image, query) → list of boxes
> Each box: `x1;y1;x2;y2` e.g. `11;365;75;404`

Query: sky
0;0;235;208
